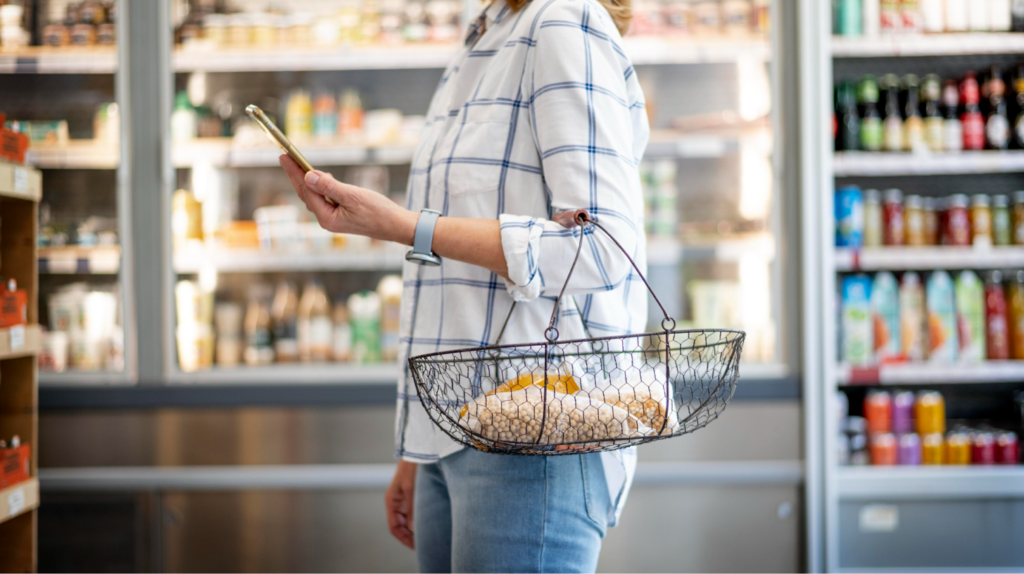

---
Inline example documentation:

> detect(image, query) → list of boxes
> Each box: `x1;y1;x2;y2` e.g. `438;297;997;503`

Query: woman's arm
280;155;511;280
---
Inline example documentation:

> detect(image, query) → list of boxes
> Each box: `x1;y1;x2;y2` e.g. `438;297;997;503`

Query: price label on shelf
7;487;25;517
13;167;27;192
859;504;898;533
8;325;24;351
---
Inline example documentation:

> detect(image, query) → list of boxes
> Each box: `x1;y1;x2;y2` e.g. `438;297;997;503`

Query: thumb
304;170;341;206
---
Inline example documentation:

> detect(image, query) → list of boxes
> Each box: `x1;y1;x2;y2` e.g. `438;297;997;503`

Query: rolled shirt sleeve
500;0;649;302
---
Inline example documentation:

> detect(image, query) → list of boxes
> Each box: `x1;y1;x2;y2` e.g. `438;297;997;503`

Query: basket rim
407;327;747;364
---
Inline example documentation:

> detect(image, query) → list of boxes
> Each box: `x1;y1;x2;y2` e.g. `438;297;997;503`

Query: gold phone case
245;104;314;172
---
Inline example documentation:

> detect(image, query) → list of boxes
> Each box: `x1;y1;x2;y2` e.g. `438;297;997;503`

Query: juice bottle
285;88;313;140
348;291;382;363
243;284;274;366
332;302;352;362
871;272;901;362
842;275;874;366
954;270;986;362
377;275;403;362
272;281;300;363
900;271;927;361
864;189;883;247
298;279;333;362
1008;270;1024;359
985;270;1011;360
926;271;959;362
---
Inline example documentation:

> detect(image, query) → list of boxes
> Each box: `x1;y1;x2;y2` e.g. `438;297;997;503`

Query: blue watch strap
406;209;442;266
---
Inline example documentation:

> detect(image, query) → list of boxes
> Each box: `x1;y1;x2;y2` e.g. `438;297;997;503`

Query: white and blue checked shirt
396;0;650;524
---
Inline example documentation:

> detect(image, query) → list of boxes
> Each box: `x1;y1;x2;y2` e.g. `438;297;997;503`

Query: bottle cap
883;188;903;204
971;194;990;207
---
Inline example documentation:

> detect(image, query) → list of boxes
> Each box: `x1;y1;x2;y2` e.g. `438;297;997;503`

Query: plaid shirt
396;0;649;524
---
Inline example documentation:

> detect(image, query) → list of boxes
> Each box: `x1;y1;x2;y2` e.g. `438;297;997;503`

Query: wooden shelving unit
0;160;42;572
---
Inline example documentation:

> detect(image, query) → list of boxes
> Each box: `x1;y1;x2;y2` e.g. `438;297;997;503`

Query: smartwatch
405;209;442;266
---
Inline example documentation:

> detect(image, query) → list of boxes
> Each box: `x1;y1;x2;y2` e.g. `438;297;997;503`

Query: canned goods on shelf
865;390;892;435
921;432;945;465
915;391;946;435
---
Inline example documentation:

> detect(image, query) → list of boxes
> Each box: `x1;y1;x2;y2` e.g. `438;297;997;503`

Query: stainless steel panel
839;500;1024;570
41;401;801;467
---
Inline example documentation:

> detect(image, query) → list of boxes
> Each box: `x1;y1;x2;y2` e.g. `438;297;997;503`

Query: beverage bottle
922;74;944;152
942;79;963;152
312;91;338;140
921;0;944;30
272;280;300;362
1007;270;1024;359
945;0;969;30
858;76;884;151
243;284;274;366
298;279;333;362
969;0;992;29
902;74;925;152
984;66;1011;150
332;301;352;362
1014;0;1024;30
285;88;313;140
991;0;1012;30
900;0;923;31
960;72;986;151
377;275;403;362
1013;65;1024;148
900;271;927;361
836;82;861;151
348;291;382;363
882;74;904;152
338;88;365;141
993;194;1013;245
837;0;864;35
954;270;986;362
864;189;884;246
880;0;902;31
985;270;1011;360
864;0;882;35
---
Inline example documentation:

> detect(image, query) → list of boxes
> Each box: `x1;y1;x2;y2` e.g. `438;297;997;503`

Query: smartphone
246;104;336;205
246;104;315;172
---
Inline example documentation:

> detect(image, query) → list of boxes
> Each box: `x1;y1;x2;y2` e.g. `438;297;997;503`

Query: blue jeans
414;448;610;573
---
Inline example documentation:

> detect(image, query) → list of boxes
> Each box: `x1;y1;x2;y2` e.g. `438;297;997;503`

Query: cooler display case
801;0;1024;570
1;0;133;385
161;0;797;387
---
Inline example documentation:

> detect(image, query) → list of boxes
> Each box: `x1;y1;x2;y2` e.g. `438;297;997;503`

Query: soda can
892;391;915;434
836;186;865;248
897;433;922;465
870;432;898;465
945;431;972;465
915;391;946;435
865;390;893;435
921;432;945;464
996;431;1019;465
971;431;997;465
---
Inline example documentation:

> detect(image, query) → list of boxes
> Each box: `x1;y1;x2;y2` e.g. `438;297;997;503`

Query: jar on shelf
904;194;925;246
970;194;993;248
203;14;228;46
1013;191;1024;245
882;188;904;246
992;194;1012;246
944;193;971;246
923;196;939;245
864;189;883;247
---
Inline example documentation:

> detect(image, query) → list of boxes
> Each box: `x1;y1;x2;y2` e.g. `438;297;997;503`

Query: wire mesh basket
408;211;746;455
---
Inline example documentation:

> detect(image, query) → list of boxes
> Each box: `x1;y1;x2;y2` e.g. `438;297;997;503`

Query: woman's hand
385;460;418;549
279;154;417;246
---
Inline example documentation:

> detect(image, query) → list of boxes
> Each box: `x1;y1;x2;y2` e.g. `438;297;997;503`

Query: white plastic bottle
944;0;968;30
864;0;882;35
969;0;992;30
991;0;1012;30
921;0;945;31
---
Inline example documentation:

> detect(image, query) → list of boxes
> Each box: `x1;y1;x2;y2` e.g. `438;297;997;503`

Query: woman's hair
506;0;632;36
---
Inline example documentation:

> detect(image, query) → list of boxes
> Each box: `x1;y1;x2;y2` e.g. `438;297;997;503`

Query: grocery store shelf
39;246;120;275
26;142;118;169
835;246;1024;272
173;140;418;167
166;362;401;385
832;33;1024;58
838;466;1024;500
837;361;1024;385
0;325;41;360
173;247;405;274
0;480;39;524
833;151;1024;176
39;371;132;386
39;459;801;492
0;47;117;74
170;37;768;73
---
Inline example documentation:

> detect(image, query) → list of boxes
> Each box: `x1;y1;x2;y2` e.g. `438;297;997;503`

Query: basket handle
544;210;675;342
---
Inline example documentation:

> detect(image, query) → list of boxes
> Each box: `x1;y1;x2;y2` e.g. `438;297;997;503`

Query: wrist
381;206;418;246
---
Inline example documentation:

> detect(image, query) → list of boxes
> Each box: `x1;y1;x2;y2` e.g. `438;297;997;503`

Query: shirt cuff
499;214;545;302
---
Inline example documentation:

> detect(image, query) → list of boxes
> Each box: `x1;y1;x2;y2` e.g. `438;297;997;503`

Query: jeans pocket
580;454;610;535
